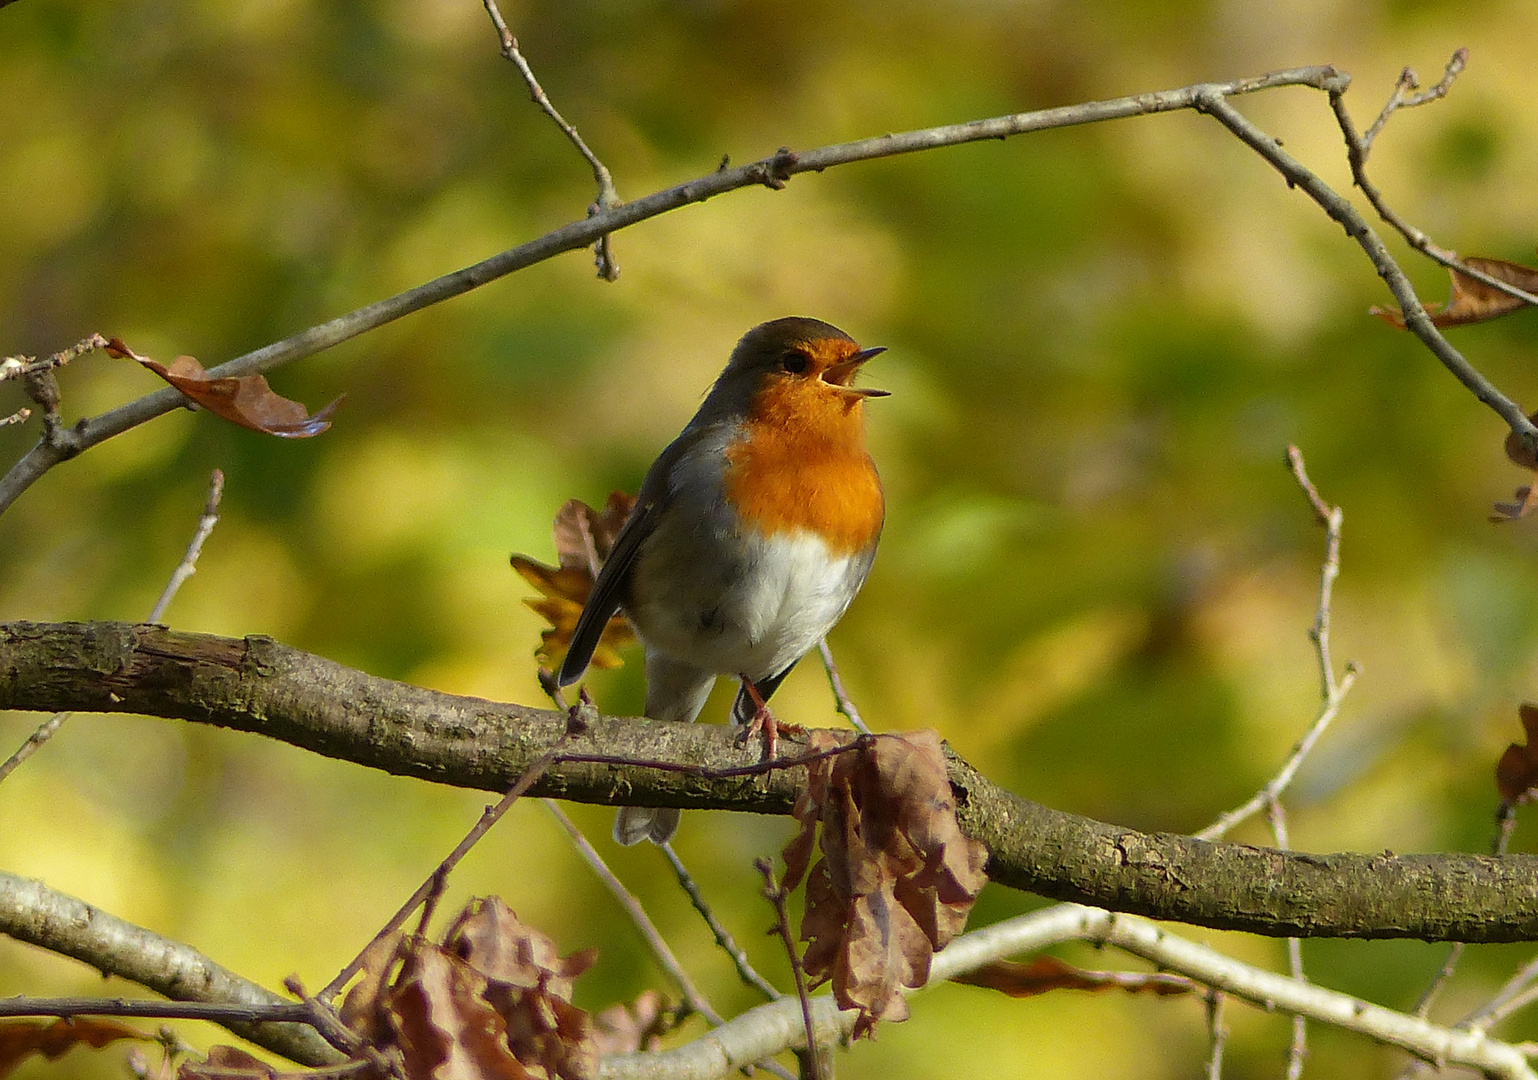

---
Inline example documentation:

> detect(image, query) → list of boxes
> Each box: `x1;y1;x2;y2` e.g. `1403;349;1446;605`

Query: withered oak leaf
510;493;637;670
105;337;342;438
781;730;989;1039
1371;256;1538;329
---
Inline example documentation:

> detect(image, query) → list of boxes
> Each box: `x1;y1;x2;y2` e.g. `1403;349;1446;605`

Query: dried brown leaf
446;898;596;996
343;898;598;1080
837;887;927;1038
798;861;844;985
951;956;1195;998
1371;256;1538;328
1505;422;1538;472
104;338;342;437
781;730;989;1039
0;1017;151;1077
510;494;638;670
1493;419;1538;522
386;946;530;1080
340;929;407;1046
1497;703;1538;803
781;730;848;893
551;493;633;576
1491;482;1538;523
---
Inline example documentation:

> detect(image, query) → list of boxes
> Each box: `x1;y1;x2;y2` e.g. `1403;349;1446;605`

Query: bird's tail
613;806;682;846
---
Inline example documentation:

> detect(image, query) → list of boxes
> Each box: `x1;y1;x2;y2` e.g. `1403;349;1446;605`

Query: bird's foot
736;676;803;758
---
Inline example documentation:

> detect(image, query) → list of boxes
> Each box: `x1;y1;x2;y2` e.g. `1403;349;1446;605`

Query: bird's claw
739;704;807;759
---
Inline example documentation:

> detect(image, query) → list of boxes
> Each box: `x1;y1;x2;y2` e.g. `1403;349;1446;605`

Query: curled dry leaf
510;493;638;670
103;337;343;438
1490;481;1538;523
1370;256;1538;329
0;1016;151;1077
782;730;989;1039
1496;703;1538;805
951;955;1194;999
341;895;599;1080
1493;420;1538;522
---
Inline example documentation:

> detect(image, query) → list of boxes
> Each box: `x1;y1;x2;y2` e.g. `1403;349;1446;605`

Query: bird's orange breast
722;380;883;555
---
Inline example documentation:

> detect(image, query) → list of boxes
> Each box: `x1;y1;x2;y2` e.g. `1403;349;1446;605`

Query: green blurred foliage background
4;0;1538;1076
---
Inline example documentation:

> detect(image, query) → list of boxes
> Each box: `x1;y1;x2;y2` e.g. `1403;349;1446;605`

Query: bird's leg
738;675;778;757
736;675;803;758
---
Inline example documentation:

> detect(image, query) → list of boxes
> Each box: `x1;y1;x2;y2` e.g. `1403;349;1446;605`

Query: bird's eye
781;351;810;375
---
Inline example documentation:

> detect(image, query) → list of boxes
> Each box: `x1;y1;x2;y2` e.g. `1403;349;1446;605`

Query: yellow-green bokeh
5;1;1538;1077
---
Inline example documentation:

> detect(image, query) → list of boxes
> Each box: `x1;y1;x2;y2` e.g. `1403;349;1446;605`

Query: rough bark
3;620;1535;942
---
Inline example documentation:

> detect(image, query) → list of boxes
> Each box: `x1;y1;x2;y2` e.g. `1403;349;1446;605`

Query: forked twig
1361;50;1467;153
1191;85;1535;445
481;0;620;281
1197;447;1357;841
1331;50;1538;314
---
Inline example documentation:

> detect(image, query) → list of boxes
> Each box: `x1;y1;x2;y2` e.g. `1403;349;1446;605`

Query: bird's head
705;317;887;434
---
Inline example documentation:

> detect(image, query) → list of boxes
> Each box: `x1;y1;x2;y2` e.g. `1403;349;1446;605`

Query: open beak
823;346;889;398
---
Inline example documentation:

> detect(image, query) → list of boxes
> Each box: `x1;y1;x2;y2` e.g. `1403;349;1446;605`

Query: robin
558;316;887;845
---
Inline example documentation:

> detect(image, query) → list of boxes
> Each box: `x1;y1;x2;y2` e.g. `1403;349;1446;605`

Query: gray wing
557;492;659;686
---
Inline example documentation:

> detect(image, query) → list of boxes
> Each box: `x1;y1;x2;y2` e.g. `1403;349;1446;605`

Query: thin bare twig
149;469;224;623
661;841;783;1003
0;407;29;427
1361;50;1467;153
755;859;822;1080
1286;446;1344;699
319;737;570;1002
541;800;724;1025
0;997;310;1023
816;640;871;735
0;467;224;786
0;67;1367;518
0;333;111;383
1197;448;1357;841
0;711;68;787
481;0;620;281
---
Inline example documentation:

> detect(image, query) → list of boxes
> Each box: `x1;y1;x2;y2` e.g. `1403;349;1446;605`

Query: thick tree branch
0;870;342;1066
3;621;1538;944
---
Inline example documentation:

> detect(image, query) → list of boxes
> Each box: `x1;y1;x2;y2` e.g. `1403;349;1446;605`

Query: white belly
626;525;869;682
